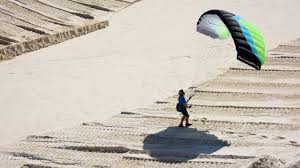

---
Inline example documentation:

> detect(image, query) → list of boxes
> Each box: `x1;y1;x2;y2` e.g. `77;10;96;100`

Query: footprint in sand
289;141;299;147
276;136;285;140
201;117;208;121
247;133;256;136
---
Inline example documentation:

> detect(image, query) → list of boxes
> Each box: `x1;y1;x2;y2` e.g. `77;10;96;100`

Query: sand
0;41;299;167
0;0;139;60
1;0;300;146
0;0;299;167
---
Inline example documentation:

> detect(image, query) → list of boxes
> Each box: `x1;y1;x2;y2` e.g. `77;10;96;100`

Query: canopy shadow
143;127;230;162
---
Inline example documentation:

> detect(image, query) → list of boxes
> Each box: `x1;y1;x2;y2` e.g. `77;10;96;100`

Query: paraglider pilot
177;89;193;127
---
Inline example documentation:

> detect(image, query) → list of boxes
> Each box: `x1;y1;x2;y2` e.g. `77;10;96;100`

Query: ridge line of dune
0;0;140;61
0;20;109;60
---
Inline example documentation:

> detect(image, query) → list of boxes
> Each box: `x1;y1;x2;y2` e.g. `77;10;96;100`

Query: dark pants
181;108;189;117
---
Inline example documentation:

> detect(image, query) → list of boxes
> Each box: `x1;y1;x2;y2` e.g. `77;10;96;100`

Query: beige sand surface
0;0;300;146
0;42;299;167
0;0;138;59
0;0;299;167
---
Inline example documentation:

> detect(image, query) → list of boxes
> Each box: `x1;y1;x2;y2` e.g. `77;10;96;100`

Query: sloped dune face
270;38;300;53
0;0;138;60
0;41;299;168
0;0;299;167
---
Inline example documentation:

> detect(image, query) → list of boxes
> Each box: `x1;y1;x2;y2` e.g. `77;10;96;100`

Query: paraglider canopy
197;10;265;70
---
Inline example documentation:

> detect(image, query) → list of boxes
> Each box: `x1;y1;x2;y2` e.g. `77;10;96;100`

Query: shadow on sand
143;127;230;162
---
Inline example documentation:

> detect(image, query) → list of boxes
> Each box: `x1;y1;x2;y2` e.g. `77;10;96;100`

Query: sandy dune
1;0;300;146
0;42;299;167
0;0;300;167
0;0;138;59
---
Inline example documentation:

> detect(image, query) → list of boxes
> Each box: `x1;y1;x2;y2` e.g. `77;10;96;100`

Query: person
177;89;192;127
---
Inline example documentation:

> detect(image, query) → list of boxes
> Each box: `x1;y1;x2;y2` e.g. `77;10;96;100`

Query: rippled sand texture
0;0;139;60
0;40;299;168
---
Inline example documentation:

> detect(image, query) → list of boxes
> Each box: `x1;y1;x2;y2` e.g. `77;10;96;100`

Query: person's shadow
143;127;230;162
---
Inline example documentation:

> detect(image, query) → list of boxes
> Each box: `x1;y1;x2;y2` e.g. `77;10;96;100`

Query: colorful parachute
197;10;265;70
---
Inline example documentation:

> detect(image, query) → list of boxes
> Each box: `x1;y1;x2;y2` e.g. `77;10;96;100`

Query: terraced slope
0;42;299;167
0;0;139;60
270;38;300;53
